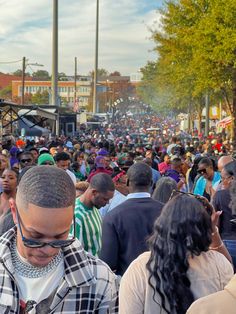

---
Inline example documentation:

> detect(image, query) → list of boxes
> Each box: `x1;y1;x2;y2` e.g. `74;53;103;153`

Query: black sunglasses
20;159;33;163
169;190;213;216
16;210;76;248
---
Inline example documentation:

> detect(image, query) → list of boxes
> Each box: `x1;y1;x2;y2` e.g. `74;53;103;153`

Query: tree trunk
197;105;202;135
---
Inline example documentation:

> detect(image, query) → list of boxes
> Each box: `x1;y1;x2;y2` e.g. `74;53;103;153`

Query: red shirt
87;168;112;182
158;162;171;175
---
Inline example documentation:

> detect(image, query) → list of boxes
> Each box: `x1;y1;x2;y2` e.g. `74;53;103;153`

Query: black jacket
213;189;236;240
99;197;163;276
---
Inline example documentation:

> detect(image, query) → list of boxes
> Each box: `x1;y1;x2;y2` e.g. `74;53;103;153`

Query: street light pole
93;0;99;114
21;57;43;106
52;0;59;136
74;57;78;111
21;56;26;105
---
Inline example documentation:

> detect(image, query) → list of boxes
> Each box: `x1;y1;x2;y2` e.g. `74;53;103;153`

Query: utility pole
93;0;99;114
52;0;59;136
21;56;26;105
205;92;210;136
74;57;78;112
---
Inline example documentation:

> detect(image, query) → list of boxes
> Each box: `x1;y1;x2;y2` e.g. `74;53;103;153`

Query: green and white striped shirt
73;198;102;257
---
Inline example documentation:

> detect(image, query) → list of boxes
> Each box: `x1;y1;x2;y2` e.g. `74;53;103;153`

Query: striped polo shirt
74;198;102;257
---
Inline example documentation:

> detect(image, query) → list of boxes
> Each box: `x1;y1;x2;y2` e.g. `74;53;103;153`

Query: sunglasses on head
169;190;213;216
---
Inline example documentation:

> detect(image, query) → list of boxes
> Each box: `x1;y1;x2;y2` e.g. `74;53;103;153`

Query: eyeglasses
20;159;33;163
197;168;207;175
169;190;213;216
16;210;76;248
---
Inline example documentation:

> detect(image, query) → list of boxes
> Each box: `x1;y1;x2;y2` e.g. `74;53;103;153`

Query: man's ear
9;198;17;224
91;188;98;196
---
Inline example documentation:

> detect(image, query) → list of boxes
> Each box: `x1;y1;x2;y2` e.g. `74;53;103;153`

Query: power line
0;59;22;64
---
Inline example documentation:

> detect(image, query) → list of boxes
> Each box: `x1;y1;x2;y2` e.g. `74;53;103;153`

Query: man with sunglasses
19;151;35;171
0;166;117;313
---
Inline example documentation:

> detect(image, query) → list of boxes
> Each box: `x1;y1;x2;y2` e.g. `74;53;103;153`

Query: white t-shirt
14;251;64;313
66;169;77;185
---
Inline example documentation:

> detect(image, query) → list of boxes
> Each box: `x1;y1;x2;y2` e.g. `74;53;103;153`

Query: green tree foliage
89;68;109;78
140;0;236;138
12;69;30;77
31;90;49;104
58;72;68;81
32;70;50;81
109;71;121;77
0;84;12;100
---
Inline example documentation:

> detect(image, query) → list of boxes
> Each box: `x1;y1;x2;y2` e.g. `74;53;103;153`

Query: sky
0;0;163;76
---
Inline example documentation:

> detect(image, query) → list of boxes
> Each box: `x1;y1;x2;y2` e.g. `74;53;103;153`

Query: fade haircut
16;166;76;209
20;151;33;159
127;162;152;187
90;173;115;193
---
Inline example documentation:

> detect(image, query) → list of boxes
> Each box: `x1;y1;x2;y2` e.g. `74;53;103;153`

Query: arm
119;260;145;314
210;211;232;264
99;215;119;272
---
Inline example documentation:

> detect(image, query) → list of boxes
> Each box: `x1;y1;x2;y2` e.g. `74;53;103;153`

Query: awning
217;116;232;128
18;108;56;120
19;117;50;136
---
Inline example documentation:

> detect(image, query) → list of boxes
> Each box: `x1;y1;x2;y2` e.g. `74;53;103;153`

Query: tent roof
19;117;50;136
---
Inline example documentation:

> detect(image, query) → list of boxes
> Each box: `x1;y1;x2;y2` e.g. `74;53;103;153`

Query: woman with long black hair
119;193;233;314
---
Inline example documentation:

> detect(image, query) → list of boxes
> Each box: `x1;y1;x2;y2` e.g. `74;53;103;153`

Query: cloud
0;0;162;76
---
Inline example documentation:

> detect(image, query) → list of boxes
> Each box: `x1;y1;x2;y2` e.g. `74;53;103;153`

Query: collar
126;192;151;199
0;227;96;288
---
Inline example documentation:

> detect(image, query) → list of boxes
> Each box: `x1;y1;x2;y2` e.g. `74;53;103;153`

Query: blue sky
0;0;163;76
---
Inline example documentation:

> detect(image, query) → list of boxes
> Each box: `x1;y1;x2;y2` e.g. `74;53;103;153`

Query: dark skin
0;169;18;215
198;163;215;197
9;200;74;268
80;188;114;209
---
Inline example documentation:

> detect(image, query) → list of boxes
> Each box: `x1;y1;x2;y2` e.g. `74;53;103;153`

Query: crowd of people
0;115;235;313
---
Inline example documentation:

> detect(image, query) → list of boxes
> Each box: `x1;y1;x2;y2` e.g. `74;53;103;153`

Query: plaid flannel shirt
0;227;119;313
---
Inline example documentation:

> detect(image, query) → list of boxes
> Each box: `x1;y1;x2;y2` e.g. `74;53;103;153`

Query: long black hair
189;156;203;183
146;194;212;314
152;177;177;204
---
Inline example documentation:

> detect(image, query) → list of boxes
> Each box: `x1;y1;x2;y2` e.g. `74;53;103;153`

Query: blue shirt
99;190;127;218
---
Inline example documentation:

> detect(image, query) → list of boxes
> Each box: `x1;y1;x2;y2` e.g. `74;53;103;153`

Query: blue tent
18;117;50;137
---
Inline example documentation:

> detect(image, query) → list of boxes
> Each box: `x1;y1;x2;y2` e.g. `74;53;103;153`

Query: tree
140;0;236;138
89;68;109;78
58;72;68;81
109;71;121;77
12;69;30;77
32;70;50;81
188;0;236;139
32;90;49;104
0;85;12;100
